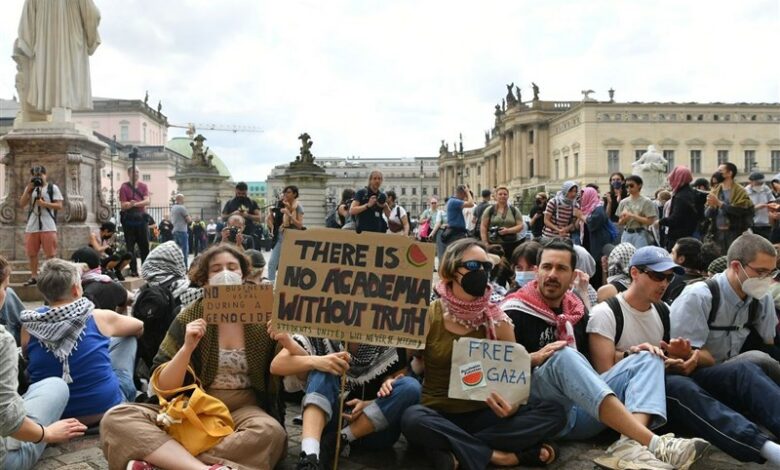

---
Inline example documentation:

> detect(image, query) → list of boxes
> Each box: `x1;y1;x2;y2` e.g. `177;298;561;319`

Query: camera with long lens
30;165;45;188
227;226;240;243
30;176;44;187
376;192;387;205
489;225;502;238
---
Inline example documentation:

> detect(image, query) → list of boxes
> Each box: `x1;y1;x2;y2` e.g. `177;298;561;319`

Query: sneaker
652;433;710;470
114;268;125;281
23;278;37;286
126;461;157;470
593;437;674;470
296;452;322;470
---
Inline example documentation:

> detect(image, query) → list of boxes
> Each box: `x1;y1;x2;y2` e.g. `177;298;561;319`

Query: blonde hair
495;185;509;194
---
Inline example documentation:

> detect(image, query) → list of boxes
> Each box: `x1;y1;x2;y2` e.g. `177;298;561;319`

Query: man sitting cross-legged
501;239;709;470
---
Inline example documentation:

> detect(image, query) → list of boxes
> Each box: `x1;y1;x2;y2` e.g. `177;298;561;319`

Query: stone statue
298;132;314;164
13;0;101;121
484;131;490;144
608;88;615;102
531;82;539;101
439;139;448;154
494;104;502;127
505;82;517;106
189;134;212;167
515;85;522;103
501;98;506;112
632;145;668;197
157;100;162;115
581;89;595;101
144;90;149;106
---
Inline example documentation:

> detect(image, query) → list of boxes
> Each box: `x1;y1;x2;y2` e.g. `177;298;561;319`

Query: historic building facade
439;89;780;207
266;156;440;219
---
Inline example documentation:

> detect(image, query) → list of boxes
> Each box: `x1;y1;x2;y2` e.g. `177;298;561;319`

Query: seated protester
100;245;287;470
542;181;578;240
401;239;566;470
89;222;131;281
501;240;709;469
707;255;728;277
663;238;706;304
1;255;88;470
0;286;25;345
20;259;142;426
672;232;780;385
271;330;418;469
590;245;780;466
244;249;268;285
140;241;203;308
508;241;543;294
596;243;637;303
71;247;130;313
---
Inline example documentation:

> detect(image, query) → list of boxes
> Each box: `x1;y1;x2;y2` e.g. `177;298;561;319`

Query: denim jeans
4;377;69;470
621;230;650;249
530;347;666;440
173;231;189;268
109;336;138;402
267;231;285;282
301;370;420;449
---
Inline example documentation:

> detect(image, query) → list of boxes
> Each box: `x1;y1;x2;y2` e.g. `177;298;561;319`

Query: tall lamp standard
457;133;465;186
418;160;424;215
108;135;118;220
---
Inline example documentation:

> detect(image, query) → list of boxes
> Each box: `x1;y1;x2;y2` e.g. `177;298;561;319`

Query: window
529;159;535;178
120;124;129;141
433;187;438;195
690;150;701;174
772;151;780;172
412;187;417;196
529;130;534;144
635;149;644;161
663;150;674;171
555;159;560;180
142;123;147;143
717;150;729;165
573;153;579;176
607;150;620;174
477;165;481;176
142;174;151;182
744;150;756;172
422;187;427;196
564;156;569;178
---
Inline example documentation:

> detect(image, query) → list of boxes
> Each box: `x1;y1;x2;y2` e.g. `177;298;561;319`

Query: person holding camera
480;186;526;261
18;166;63;286
350;170;391;233
221;181;262;237
217;214;256;251
169;194;191;268
266;185;304;282
442;184;475;246
119;166;150;277
88;222;131;281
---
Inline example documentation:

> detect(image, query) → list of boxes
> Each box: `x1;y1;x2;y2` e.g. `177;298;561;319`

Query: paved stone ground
35;400;764;470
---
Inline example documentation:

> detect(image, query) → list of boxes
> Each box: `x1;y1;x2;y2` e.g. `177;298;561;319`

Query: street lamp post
419;160;424;216
109;136;117;220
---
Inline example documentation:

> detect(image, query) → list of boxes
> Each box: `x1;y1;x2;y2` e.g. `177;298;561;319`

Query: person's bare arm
92;309;144;338
18;183;33;207
402;214;410;236
89;232;107;253
589;333;619;374
480;215;490;243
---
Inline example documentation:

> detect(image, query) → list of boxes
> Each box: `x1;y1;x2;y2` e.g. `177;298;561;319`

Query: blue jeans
621;229;650;248
530;348;666;440
267;231;285;282
173;231;189;268
4;377;69;470
109;336;138;402
302;370;420;449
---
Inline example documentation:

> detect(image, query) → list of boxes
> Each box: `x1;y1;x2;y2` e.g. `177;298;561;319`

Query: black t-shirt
159;220;173;236
528;203;545;237
222;197;260;235
354;187;386;233
83;281;128;311
472;201;491;229
506;308;590;358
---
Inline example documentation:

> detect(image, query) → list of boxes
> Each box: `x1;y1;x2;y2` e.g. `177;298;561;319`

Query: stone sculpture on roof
505;82;517;106
189;134;213;168
632;145;668;197
298;132;314;164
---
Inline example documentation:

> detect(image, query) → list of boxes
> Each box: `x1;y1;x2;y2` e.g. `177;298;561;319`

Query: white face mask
739;264;773;299
209;269;243;286
515;271;536;287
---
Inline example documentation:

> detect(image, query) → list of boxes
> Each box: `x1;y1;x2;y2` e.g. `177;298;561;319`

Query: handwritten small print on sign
271;228;435;349
203;284;274;324
448;338;532;406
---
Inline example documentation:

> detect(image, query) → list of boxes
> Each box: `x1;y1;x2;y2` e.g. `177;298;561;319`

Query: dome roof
166;136;233;179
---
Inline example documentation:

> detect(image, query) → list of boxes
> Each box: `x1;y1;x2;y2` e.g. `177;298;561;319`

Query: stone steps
9;277;146;301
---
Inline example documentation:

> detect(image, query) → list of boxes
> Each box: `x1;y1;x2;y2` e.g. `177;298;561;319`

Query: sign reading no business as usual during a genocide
271;228;435;349
203;284;274;324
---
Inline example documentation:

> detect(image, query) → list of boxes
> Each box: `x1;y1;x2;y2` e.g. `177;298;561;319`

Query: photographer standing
119;166;150;277
350;170;390;233
18;166;63;286
266;185;303;282
221;182;261;236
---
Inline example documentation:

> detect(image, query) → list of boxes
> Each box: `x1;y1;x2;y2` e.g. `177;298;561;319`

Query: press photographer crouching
216;214;256;251
18;166;63;286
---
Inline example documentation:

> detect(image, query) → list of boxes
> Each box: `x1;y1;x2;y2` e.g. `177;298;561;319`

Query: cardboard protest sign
448;337;531;405
203;284;274;324
271;228;435;349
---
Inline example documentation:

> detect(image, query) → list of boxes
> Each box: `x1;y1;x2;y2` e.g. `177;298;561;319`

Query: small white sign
448;338;531;405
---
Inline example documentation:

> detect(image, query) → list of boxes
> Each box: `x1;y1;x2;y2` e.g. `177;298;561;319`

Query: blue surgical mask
515;271;536;287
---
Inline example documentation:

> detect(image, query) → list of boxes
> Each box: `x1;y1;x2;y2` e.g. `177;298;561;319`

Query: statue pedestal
0;122;109;261
174;168;229;221
283;162;331;228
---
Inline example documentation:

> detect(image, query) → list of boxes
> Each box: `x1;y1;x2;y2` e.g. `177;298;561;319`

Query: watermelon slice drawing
406;244;428;267
462;370;483;386
459;362;486;389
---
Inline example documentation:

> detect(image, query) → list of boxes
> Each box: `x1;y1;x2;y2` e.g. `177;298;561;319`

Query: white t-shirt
463;206;475;231
384;205;408;234
25;183;63;233
587;293;665;351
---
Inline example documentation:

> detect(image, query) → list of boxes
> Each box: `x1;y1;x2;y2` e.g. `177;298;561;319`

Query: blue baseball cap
629;246;684;274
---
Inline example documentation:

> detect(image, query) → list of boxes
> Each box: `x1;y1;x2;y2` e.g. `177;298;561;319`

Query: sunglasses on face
639;268;674;282
458;260;494;272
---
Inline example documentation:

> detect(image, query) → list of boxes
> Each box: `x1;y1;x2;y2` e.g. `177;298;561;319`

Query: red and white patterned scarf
502;280;585;345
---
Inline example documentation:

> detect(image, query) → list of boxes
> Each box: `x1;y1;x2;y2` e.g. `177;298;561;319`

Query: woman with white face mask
101;245;287;470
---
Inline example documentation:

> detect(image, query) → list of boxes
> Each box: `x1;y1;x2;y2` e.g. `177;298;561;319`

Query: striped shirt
542;198;575;238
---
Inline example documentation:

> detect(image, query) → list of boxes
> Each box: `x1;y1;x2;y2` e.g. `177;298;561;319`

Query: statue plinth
0;121;109;260
174;161;229;222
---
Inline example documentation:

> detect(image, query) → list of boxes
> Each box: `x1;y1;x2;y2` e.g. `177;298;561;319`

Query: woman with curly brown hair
100;245;287;470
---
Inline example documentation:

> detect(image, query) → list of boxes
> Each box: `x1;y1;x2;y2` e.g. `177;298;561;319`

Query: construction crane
169;122;264;139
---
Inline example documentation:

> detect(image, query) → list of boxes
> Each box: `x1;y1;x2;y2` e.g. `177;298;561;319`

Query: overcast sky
1;0;778;181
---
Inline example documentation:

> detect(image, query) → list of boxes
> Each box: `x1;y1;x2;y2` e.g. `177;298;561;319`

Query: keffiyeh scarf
607;243;636;288
502;280;585;346
141;241;203;305
434;281;509;340
20;297;94;383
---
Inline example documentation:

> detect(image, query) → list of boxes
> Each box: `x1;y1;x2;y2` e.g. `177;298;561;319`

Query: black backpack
605;296;671;345
132;278;181;372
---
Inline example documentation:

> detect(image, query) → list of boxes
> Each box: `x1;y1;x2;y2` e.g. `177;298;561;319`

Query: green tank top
421;300;489;414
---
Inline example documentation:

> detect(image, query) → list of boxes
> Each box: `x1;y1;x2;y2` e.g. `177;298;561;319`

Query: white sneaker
652;433;710;470
594;436;674;470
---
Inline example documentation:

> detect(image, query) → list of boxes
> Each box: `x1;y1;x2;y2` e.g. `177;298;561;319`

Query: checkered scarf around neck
141;241;203;305
434;281;508;340
20;297;94;383
606;243;636;288
501;280;585;346
292;335;399;389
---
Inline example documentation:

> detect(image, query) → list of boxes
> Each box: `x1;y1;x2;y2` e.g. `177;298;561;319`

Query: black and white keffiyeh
141;241;203;305
20;297;94;383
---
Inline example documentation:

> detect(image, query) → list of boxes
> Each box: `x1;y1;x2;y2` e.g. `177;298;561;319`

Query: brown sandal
516;442;558;467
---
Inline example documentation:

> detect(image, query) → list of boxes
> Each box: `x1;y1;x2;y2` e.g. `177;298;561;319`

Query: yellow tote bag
150;363;235;455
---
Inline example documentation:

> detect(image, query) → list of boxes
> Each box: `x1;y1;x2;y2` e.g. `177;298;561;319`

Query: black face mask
713;172;725;184
459;269;489;297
